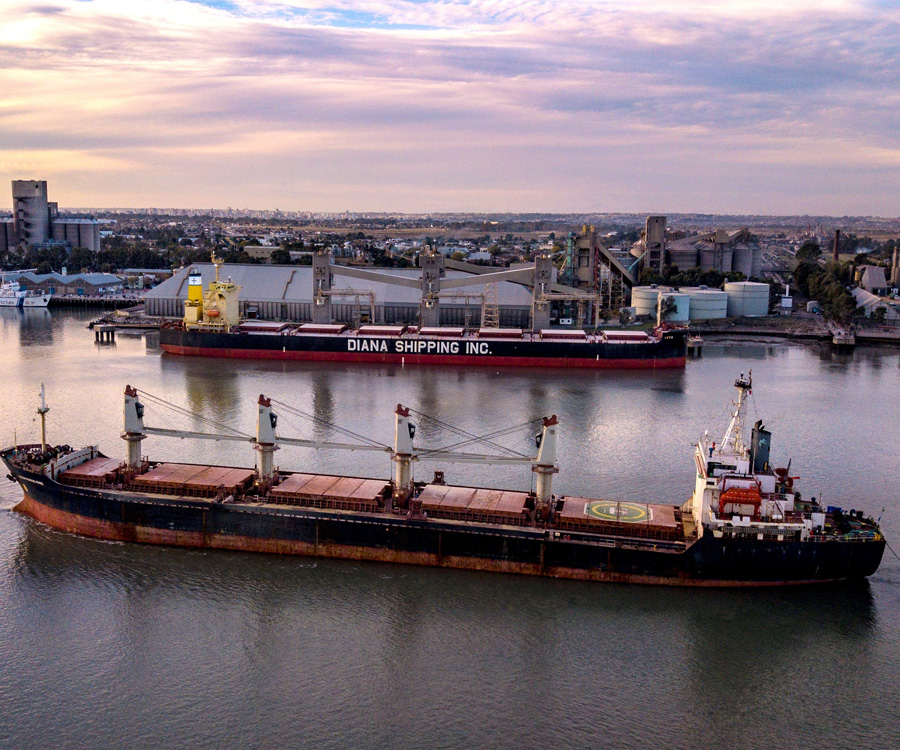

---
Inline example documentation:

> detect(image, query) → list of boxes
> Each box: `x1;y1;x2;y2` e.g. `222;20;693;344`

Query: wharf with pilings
51;294;141;309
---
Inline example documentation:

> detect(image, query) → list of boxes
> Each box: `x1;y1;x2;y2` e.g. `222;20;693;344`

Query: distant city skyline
2;1;898;216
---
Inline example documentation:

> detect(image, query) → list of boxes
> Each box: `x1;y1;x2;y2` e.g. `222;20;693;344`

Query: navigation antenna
718;372;752;458
37;383;49;453
211;251;223;283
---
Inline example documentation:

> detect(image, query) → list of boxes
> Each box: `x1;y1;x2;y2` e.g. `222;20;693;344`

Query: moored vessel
157;253;687;368
0;280;51;308
2;376;885;585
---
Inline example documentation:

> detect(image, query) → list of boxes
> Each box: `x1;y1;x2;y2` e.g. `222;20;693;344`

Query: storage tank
659;292;690;322
725;281;769;317
699;246;716;270
65;222;80;246
750;246;762;278
732;245;753;278
721;246;733;273
631;286;668;317
685;288;728;320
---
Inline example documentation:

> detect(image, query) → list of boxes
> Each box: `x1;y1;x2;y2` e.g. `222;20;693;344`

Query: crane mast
120;385;560;514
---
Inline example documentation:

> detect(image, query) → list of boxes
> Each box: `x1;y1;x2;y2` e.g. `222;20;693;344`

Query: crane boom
122;386;560;513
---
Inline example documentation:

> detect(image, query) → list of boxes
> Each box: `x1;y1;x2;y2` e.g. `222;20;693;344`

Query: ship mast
718;372;752;458
37;383;49;453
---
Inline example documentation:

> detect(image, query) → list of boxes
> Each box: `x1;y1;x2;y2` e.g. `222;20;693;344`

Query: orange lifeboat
206;309;220;318
719;486;762;518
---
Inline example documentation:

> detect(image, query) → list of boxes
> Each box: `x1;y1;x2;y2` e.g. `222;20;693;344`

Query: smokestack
833;229;840;263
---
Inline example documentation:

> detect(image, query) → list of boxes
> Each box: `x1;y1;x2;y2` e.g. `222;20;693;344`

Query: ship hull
158;327;688;369
0;294;50;308
6;462;885;586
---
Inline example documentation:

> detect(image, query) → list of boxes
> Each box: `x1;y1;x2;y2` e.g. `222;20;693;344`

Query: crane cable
135;389;252;439
270;399;389;449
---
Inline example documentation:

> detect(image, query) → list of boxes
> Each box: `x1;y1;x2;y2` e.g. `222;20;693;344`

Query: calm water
1;308;899;749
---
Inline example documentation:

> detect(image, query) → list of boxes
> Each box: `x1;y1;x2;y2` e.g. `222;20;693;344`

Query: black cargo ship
2;377;885;585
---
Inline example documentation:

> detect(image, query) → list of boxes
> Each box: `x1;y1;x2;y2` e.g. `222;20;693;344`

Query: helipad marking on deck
585;501;651;523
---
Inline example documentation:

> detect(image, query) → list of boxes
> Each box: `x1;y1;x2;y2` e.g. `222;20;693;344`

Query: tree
270;248;291;265
657;295;677;323
796;240;822;262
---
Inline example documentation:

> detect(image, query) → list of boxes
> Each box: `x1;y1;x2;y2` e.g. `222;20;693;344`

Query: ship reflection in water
0;307;54;349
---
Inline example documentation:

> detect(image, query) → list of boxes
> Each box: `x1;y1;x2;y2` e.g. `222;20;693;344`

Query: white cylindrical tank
725;281;769;317
659;292;690;322
631;286;669;317
685;288;729;320
732;245;753;277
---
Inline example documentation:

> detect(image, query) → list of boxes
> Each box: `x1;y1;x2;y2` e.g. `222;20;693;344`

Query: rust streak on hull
14;495;853;588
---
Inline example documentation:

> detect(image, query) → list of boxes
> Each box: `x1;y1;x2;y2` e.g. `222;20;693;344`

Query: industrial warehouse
144;260;771;326
145;260;539;327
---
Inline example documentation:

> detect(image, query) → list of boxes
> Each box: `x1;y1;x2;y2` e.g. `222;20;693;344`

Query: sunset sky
1;0;898;214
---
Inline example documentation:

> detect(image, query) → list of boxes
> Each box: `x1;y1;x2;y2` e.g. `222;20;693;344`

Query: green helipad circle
586;501;650;524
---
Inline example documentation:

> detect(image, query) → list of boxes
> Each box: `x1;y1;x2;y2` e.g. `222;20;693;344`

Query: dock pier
94;325;116;344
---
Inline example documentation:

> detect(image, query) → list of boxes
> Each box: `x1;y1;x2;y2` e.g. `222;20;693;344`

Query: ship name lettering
465;342;490;355
348;338;388;353
393;340;462;355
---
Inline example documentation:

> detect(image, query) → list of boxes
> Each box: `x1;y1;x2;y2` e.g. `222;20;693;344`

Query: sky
1;0;899;215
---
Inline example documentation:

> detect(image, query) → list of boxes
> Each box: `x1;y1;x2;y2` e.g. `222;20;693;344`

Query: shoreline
693;319;900;346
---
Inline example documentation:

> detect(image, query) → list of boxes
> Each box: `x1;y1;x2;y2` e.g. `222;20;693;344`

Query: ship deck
220;323;663;345
56;455;689;545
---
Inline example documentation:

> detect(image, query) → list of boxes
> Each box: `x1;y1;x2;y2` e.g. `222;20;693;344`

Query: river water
1;308;898;749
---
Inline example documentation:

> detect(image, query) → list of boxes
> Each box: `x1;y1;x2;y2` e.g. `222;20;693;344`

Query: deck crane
122;386;560;515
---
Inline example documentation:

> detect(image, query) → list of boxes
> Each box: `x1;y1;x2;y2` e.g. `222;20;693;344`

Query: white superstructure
0;280;51;308
686;374;817;542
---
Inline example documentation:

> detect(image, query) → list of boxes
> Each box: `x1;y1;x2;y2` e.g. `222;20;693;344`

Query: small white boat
0;280;51;308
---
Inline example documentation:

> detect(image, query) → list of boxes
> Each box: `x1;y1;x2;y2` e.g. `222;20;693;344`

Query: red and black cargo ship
159;322;689;369
2;378;885;586
157;258;688;368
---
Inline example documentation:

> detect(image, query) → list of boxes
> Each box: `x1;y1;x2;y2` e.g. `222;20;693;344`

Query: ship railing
806;532;882;543
722;526;879;543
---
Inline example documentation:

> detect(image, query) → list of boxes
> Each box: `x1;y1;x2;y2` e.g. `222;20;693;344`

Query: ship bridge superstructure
689;374;816;542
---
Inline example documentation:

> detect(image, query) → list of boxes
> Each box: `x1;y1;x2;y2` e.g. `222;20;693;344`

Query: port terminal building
7;271;124;296
144;264;537;327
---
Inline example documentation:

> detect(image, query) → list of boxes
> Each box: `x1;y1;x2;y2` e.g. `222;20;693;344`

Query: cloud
0;0;898;213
